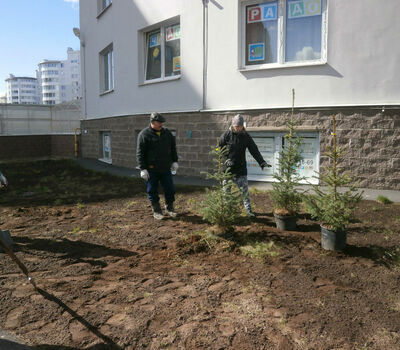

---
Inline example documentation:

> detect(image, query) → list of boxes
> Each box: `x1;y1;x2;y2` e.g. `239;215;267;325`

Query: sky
0;0;80;95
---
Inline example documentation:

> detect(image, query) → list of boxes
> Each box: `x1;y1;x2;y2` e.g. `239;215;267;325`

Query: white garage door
246;131;319;184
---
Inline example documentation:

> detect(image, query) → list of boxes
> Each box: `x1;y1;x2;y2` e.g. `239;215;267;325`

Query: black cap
150;112;166;123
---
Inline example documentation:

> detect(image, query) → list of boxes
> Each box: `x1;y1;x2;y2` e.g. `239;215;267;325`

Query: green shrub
376;195;393;205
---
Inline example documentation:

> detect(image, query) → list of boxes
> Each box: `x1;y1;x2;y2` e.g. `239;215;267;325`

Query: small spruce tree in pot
304;115;362;250
270;89;304;230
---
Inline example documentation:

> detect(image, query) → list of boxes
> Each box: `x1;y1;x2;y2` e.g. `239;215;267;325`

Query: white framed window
97;0;112;16
143;19;181;83
99;44;114;94
241;0;327;69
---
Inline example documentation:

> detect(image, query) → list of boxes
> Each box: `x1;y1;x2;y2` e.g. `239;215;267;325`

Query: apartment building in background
5;74;40;105
37;48;81;105
77;0;400;189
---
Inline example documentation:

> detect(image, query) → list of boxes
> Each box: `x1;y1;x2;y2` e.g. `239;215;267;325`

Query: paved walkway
75;158;400;202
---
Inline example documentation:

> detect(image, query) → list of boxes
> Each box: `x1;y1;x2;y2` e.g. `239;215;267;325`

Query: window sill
98;158;112;164
238;60;327;72
97;3;112;19
246;126;319;132
139;75;181;86
99;89;114;97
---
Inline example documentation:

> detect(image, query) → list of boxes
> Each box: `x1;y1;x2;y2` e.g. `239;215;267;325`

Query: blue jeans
223;175;251;212
146;171;175;204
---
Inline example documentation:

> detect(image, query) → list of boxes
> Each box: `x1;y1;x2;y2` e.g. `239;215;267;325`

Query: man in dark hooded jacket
219;114;271;216
137;112;179;220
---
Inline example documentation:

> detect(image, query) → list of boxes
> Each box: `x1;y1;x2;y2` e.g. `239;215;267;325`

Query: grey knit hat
150;112;166;123
232;114;244;126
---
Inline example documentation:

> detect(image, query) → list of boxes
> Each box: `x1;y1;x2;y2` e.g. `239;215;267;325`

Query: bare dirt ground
1;159;400;350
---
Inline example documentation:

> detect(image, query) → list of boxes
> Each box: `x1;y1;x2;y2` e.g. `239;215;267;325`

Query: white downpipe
202;0;209;111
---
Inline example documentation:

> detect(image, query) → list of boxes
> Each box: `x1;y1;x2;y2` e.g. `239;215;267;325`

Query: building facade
5;74;40;105
37;48;81;105
78;0;400;189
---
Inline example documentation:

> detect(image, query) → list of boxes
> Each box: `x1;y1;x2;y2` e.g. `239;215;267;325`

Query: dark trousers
146;171;175;204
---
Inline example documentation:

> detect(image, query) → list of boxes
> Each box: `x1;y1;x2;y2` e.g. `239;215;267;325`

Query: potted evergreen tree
270;90;304;230
304;115;362;250
199;146;243;233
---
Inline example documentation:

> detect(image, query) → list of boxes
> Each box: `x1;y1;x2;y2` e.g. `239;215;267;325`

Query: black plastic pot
321;226;346;251
274;214;297;231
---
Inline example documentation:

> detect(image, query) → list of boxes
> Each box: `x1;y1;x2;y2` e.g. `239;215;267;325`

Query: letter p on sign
248;6;261;23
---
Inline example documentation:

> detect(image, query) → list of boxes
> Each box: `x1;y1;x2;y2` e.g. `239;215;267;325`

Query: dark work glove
260;162;272;170
225;159;234;168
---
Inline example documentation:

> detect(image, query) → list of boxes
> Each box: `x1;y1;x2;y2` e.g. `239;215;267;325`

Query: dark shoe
151;202;164;220
165;202;177;218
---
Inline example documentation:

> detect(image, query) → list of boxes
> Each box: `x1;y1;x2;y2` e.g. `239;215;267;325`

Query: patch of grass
249;187;267;195
240;241;280;260
376;195;393;205
383;248;400;269
368;246;400;269
186;197;198;210
125;200;138;208
179;229;235;254
382;229;396;241
69;227;82;235
391;299;400;313
169;254;189;267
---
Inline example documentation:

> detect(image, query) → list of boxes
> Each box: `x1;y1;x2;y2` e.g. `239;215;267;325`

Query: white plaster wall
80;0;400;118
206;0;400;109
80;0;204;119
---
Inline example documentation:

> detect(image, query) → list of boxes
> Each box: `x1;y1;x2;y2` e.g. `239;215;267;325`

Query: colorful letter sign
149;33;160;48
249;43;265;62
247;2;278;23
166;24;180;41
288;0;321;19
173;56;181;72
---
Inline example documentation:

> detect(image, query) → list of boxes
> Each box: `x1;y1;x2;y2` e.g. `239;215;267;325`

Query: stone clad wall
81;107;400;190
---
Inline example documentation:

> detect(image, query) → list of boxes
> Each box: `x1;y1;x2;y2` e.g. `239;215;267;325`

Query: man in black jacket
137;112;179;220
219;114;271;217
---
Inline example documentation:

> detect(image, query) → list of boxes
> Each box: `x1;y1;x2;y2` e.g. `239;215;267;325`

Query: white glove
171;162;179;172
0;172;7;187
140;169;149;181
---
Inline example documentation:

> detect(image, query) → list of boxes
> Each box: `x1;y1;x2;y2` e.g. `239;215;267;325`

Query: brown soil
1;160;400;349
